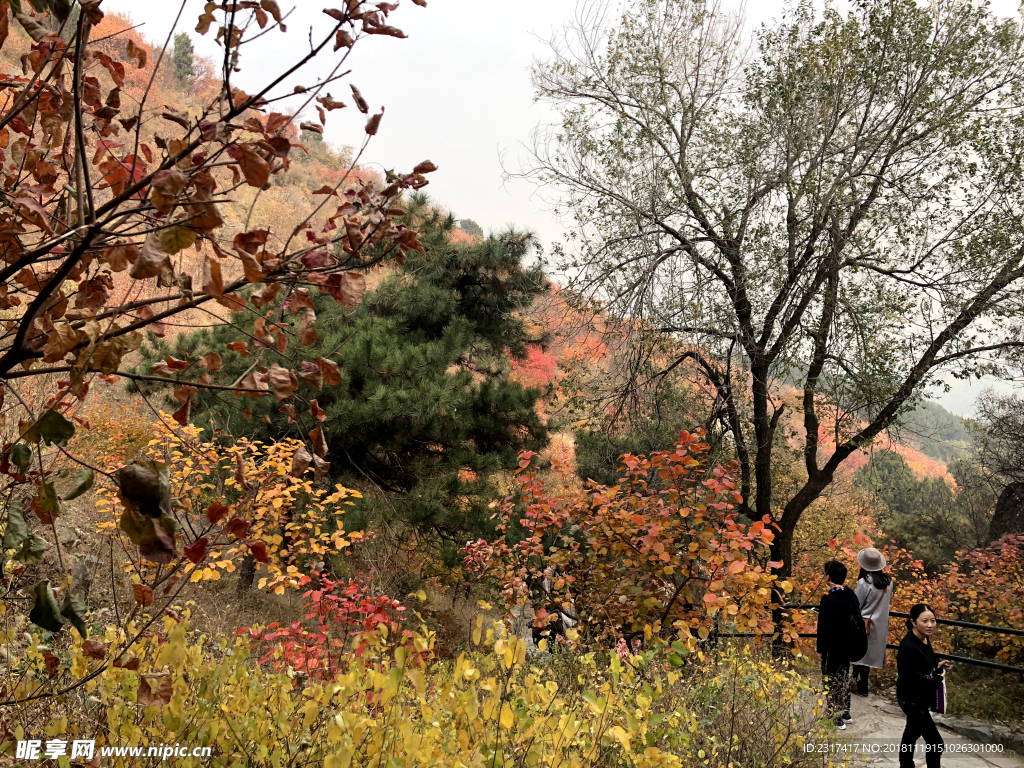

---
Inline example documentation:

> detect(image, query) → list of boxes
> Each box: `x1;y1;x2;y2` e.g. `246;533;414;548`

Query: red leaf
206;503;230;525
248;541;269;563
184;537;208;564
224;518;251;538
171;400;190;427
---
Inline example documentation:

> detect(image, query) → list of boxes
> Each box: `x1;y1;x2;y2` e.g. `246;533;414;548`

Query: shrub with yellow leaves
2;608;833;768
95;414;361;595
0;415;363;713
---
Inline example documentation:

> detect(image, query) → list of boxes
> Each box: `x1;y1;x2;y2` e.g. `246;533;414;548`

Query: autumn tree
463;431;788;647
0;0;432;703
519;0;1024;595
134;200;548;548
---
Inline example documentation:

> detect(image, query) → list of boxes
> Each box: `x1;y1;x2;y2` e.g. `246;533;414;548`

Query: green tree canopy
134;203;548;543
458;219;484;238
172;32;195;86
855;451;993;569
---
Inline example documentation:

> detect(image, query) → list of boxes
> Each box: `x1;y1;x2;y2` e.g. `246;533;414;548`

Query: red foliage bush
243;573;412;680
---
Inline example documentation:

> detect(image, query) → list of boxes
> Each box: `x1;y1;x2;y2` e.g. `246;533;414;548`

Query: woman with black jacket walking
896;604;949;768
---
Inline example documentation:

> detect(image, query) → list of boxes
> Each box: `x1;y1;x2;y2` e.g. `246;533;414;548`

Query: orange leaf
132;584;154;607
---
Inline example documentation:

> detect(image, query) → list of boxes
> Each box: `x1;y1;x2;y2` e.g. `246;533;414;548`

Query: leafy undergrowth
944;665;1024;728
3;609;834;768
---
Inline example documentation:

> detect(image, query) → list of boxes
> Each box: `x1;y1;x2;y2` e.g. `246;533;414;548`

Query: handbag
935;678;946;714
863;586;880;635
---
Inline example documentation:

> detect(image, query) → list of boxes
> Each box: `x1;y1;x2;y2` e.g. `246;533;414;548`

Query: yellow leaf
159;225;197;255
608;725;631;752
499;704;514;730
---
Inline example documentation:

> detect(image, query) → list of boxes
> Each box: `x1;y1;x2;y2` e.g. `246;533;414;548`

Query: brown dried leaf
267;363;296;402
150;169;186;214
0;3;9;53
226;340;249;357
313;454;331;483
126;39;147;69
202;255;224;299
132;583;154;607
137;305;166;338
130;233;171;280
310;426;327;458
250;283;279;308
261;0;284;27
296;308;317;346
82;638;107;660
237;145;270;187
365;111;383;136
290;444;312;477
199;352;222;371
239;251;265;283
224;518;250;538
299;363;323;391
171;400;190;427
316;357;342;386
253;317;275;349
15;12;46;42
41;324;79;363
172;385;197;404
103;244;139;272
137;675;172;707
234;453;251;488
310;399;327;422
350;84;369;113
327;271;366;307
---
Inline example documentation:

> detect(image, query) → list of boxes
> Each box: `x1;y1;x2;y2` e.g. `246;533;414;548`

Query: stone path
840;693;1023;767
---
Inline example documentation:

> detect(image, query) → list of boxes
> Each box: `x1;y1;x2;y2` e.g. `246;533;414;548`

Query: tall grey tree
519;0;1024;591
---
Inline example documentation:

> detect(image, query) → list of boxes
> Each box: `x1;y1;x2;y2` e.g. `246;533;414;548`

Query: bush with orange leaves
784;527;1024;670
462;430;794;649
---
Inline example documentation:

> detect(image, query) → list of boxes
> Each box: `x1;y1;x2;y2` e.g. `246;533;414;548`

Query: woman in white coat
852;547;894;696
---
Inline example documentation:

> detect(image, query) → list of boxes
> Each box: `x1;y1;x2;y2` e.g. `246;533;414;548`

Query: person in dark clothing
896;604;948;768
816;560;862;729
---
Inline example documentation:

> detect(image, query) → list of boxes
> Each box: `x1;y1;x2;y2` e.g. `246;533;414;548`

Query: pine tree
172;33;195;86
134;202;548;543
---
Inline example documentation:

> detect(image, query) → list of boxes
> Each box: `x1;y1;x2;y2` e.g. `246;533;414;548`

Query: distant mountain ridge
897;400;974;464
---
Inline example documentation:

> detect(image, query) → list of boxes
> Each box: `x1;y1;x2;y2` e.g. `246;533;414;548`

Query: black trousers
821;656;850;718
898;701;944;768
852;663;870;694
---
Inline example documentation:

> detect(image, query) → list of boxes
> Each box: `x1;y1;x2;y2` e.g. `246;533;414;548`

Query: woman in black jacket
896;604;949;768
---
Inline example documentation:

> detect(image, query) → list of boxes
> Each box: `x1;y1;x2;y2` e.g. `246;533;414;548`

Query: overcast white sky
103;0;1024;417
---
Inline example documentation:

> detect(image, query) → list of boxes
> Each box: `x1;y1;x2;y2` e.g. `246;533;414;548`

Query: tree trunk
236;553;256;595
989;482;1024;542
